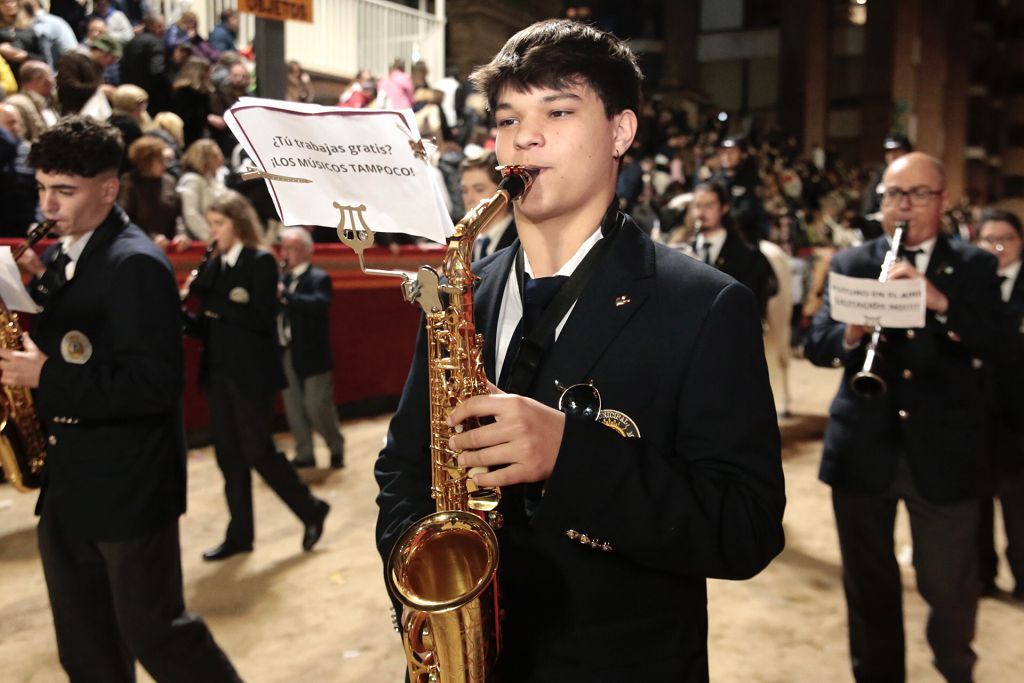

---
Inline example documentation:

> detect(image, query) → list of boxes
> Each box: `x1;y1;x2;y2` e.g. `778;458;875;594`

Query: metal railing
155;0;445;80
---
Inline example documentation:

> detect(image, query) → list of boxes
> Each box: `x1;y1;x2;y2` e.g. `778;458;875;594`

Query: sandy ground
1;359;1021;682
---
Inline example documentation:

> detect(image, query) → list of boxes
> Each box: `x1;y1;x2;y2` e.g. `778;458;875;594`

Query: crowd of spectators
0;1;989;348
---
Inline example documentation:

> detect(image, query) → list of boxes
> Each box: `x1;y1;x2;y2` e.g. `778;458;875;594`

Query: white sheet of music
0;247;42;313
829;272;926;329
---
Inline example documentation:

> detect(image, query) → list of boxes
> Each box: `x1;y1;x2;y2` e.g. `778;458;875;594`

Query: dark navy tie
498;274;569;388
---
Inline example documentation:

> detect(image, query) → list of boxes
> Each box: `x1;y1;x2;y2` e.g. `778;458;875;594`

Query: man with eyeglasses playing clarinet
375;19;785;682
805;152;1002;683
976;208;1024;601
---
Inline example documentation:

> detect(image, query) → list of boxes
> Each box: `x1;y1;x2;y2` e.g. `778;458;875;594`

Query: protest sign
225;98;454;244
828;272;926;328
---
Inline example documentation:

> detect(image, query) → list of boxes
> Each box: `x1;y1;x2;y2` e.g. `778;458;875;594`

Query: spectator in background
171;55;212;146
176;138;224;242
22;0;77;68
0;51;14;94
48;0;85;41
164;38;191;83
121;12;169;115
163;10;197;49
119;135;182;246
86;30;120;88
208;9;238;54
108;83;149;162
75;16;105;54
209;61;248;157
709;135;764;244
4;59;56;141
436;64;464;130
0;100;36;234
410;59;429;89
338;71;376;108
378;58;412;109
209;49;240;91
1;0;44;74
148;110;184;175
85;0;131;45
277;226;346;470
286;60;313;103
55;45;114;119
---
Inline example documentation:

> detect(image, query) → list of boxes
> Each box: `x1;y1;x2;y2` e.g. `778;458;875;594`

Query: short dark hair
979;207;1023;237
694;181;730;207
459;152;501;185
220;9;237;23
28;116;124;177
469;19;643;118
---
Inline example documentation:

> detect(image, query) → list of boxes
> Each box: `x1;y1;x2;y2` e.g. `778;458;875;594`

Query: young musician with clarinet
805;152;1002;683
375;20;785;681
184;190;330;562
0;116;241;682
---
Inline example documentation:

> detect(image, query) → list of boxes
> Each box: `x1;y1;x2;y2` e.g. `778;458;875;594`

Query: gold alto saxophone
337;166;535;683
0;221;57;491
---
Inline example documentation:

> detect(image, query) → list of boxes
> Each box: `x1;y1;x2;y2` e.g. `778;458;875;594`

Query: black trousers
37;506;240;682
978;427;1024;588
209;374;318;546
832;457;981;683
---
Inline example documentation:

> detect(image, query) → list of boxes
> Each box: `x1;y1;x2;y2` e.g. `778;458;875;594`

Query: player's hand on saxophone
0;333;48;388
448;381;566;487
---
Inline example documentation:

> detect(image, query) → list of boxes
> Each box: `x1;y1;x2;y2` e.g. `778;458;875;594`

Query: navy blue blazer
31;206;187;541
375;218;785;681
282;265;334;379
805;234;1001;503
188;247;286;395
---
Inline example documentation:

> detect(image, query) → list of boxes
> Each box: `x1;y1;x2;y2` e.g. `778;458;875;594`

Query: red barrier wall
3;240;443;432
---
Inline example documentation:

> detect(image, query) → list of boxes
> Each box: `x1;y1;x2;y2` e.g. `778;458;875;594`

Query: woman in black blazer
186;190;330;561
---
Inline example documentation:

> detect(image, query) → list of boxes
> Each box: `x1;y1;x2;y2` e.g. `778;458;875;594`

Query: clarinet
849;220;907;398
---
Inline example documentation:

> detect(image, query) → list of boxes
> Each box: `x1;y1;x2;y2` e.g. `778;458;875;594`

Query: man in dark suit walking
805;152;1001;683
375;20;785;681
278;227;345;469
690;181;777;319
976;208;1024;600
0;116;240;682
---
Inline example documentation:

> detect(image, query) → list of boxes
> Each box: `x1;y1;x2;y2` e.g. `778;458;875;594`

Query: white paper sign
225;97;454;244
0;247;41;313
828;272;926;329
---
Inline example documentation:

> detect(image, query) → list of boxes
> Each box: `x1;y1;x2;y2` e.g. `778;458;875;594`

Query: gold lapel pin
615;295;631;307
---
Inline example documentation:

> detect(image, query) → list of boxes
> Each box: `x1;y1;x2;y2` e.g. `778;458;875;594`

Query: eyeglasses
556;380;602;421
880;186;943;206
980;235;1018;245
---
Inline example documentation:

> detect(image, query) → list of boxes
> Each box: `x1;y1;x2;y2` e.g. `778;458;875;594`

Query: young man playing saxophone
0;116;240;682
375;19;785;681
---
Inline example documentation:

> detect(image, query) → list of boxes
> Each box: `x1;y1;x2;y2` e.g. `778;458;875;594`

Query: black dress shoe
202;542;253;562
330;452;345;469
292;458;316;469
303;499;330;551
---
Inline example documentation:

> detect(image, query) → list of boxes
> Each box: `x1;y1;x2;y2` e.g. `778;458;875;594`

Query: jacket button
947;330;961;342
898;409;909;420
902;369;912;380
47;435;57;446
906;330;916;340
832;358;842;368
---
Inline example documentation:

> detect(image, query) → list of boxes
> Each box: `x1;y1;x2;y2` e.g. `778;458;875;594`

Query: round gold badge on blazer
60;330;93;365
229;287;250;304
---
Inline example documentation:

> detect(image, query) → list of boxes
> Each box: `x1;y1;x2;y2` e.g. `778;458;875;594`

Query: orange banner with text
239;0;313;23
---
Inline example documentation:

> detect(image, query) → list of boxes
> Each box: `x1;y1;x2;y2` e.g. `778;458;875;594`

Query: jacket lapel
72;206;128;279
473;244;518;381
530;221;654;406
925;235;956;293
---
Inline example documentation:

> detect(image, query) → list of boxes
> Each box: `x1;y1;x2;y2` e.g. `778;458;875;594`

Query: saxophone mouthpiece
495;165;537;200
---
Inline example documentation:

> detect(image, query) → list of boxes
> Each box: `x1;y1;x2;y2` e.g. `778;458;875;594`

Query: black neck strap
502;203;624;395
